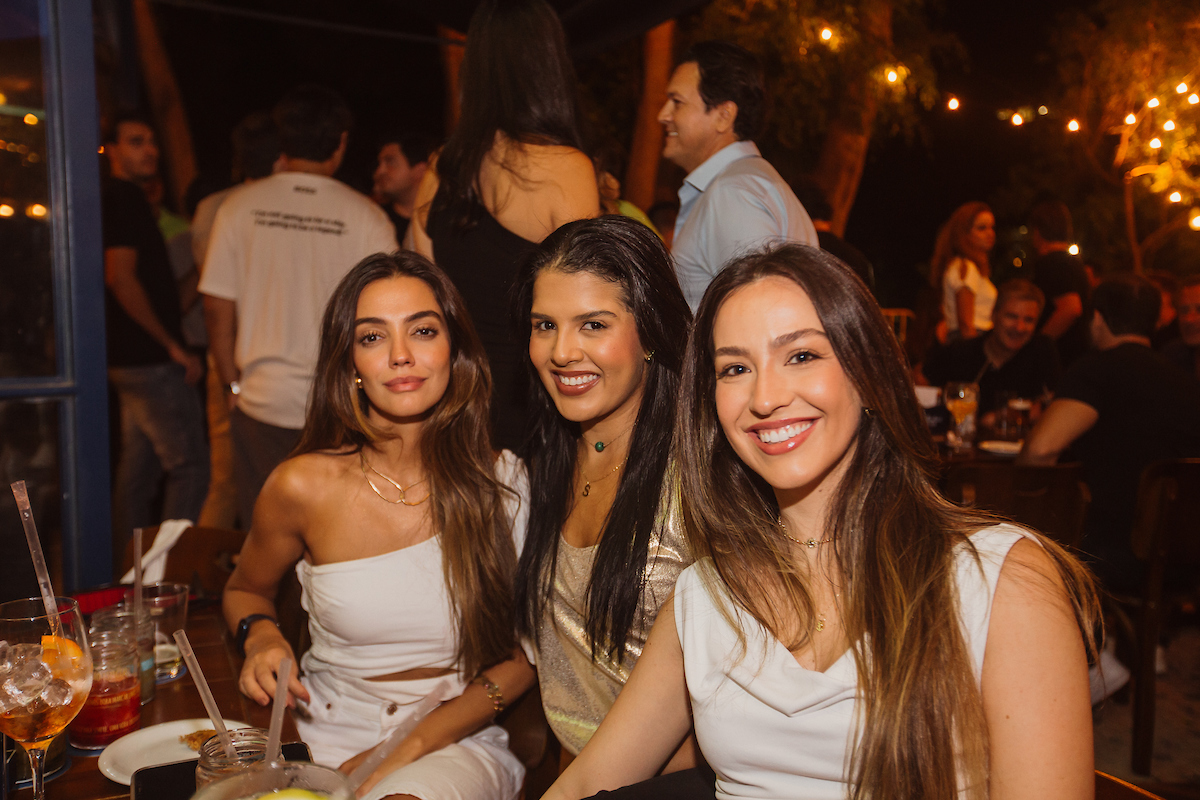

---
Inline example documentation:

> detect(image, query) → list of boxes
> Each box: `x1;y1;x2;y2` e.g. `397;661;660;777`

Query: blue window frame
0;0;110;595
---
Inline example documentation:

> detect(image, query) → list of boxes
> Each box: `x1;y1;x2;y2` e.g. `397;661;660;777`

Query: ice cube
39;678;73;708
9;643;42;665
3;660;52;704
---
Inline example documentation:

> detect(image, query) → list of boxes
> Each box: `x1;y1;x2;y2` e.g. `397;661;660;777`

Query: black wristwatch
234;614;278;657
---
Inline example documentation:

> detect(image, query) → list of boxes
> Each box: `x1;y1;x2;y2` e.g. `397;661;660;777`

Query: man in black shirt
372;132;435;244
1019;275;1200;592
922;279;1060;416
103;112;208;559
1028;200;1092;368
791;179;874;291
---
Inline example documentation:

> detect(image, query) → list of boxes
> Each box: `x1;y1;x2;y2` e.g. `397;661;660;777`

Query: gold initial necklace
579;459;624;497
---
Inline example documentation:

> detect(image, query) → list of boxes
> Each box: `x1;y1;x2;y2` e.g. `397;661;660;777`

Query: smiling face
712;276;862;500
990;297;1040;355
529;269;648;430
657;61;736;173
966;211;996;253
353;276;452;425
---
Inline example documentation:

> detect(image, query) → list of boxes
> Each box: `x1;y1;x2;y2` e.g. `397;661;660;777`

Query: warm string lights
933;66;1200;230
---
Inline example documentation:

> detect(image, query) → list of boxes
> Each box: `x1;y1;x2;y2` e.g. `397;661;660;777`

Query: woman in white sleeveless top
224;252;533;800
931;202;998;340
545;244;1099;800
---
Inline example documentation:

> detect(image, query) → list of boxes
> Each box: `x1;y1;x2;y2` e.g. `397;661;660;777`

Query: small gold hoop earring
355;375;363;388
863;407;875;417
644;350;655;363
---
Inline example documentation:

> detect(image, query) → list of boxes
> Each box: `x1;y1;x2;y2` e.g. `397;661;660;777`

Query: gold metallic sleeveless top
532;477;691;755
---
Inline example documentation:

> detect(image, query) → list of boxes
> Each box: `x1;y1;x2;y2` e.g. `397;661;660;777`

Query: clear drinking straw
11;481;61;636
265;657;292;766
173;630;238;758
132;527;145;625
347;679;451;790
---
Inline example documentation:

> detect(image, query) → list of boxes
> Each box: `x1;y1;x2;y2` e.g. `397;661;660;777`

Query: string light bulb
1190;210;1200;230
1164;120;1176;131
26;203;47;218
886;69;898;83
1190;94;1200;105
820;27;832;41
1038;105;1049;115
1126;113;1137;124
1067;119;1080;131
23;113;37;126
1068;245;1080;255
1150;137;1162;149
1012;113;1024;126
948;97;959;110
0;204;13;217
1178;83;1188;94
1149;97;1160;108
1170;191;1183;202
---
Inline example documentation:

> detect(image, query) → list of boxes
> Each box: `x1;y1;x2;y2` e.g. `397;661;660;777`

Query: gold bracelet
472;674;505;716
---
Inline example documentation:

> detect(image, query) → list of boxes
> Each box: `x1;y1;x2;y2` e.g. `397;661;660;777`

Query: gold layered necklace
777;516;834;549
360;451;430;506
778;516;839;632
579;460;624;497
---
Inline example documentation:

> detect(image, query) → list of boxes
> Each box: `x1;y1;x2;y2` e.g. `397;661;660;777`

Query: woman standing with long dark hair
409;0;599;452
511;216;696;771
223;252;533;800
545;244;1097;800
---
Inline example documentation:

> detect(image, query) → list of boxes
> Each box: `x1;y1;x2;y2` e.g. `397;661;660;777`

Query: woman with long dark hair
511;216;696;770
931;201;997;340
409;0;599;452
223;252;533;800
545;244;1098;800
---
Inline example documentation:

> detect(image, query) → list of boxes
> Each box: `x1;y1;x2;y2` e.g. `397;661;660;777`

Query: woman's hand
239;633;309;707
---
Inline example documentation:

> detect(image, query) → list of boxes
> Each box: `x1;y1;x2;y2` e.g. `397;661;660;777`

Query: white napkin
119;519;194;584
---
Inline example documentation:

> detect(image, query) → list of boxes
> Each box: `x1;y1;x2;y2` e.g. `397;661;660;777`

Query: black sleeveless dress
426;190;538;453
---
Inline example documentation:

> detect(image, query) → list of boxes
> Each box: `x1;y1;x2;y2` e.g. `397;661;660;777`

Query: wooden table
15;604;299;800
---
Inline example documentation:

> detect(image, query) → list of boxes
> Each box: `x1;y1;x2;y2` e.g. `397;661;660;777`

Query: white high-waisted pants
296;669;524;800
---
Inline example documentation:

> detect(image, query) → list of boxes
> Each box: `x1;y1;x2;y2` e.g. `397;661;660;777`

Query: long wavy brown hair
295;251;518;677
930;201;993;289
678;244;1097;800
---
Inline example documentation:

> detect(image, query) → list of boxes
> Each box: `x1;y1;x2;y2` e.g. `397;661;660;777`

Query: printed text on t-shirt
252;209;345;235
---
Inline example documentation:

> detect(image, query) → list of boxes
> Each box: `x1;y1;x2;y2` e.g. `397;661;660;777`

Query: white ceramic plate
978;440;1023;457
98;718;249;785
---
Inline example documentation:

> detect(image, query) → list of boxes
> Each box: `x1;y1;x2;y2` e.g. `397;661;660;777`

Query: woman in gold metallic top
512;216;697;774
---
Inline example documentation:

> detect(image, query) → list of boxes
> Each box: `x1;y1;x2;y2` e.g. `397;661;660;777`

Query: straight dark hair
681;40;765;141
272;84;352;162
512;216;691;660
1092;273;1160;338
678;243;1098;800
296;251;517;677
432;0;586;232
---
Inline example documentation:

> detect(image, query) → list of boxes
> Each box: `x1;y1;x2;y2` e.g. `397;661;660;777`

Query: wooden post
131;0;196;214
438;26;467;136
624;19;675;213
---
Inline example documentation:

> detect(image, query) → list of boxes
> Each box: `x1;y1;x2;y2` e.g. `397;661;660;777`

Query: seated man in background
1162;275;1200;383
1019;274;1200;594
920;279;1060;418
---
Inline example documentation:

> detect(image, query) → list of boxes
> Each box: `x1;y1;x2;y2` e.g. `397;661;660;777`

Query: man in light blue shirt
658;41;818;310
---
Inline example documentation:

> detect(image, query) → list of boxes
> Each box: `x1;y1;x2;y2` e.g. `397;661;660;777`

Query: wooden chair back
881;307;916;347
1127;458;1200;774
942;462;1090;550
123;525;246;601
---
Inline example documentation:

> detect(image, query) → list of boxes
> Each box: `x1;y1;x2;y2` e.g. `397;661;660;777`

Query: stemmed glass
0;597;93;800
943;382;980;452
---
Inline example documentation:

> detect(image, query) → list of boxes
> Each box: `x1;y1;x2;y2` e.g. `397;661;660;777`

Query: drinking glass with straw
4;481;94;800
174;630;237;759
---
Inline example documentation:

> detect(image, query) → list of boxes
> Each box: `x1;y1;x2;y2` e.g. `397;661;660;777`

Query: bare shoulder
994;535;1074;617
263;450;358;507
